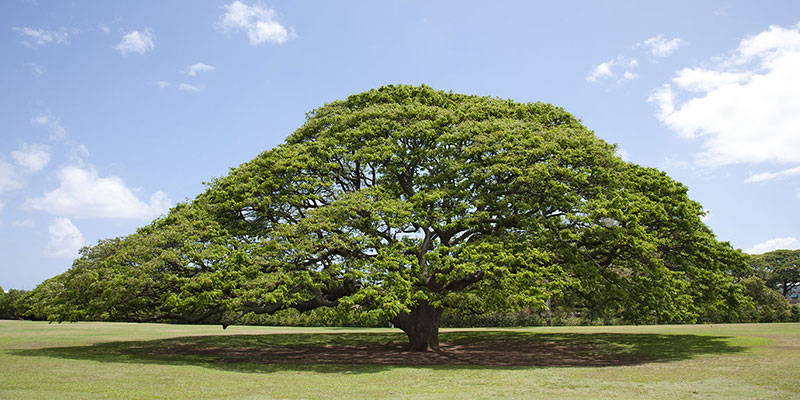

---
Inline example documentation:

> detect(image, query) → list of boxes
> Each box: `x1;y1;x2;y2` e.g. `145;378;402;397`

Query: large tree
748;249;800;297
33;85;746;351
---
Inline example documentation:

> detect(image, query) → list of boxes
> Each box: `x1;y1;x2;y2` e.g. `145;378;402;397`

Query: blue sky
2;1;799;290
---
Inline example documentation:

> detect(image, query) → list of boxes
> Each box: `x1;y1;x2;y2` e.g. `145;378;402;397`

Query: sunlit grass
1;320;797;399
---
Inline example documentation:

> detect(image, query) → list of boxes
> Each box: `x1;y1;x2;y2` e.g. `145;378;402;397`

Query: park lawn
0;320;797;399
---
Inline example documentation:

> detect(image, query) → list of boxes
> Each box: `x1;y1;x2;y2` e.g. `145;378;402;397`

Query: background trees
21;85;777;350
0;288;29;320
748;249;800;297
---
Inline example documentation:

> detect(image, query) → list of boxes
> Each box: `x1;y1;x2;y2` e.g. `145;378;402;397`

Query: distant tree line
3;249;798;325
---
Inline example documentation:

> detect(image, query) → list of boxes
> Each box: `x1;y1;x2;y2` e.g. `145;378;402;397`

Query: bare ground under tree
152;340;649;367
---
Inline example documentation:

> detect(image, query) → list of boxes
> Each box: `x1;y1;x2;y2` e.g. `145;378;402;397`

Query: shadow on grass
11;330;746;374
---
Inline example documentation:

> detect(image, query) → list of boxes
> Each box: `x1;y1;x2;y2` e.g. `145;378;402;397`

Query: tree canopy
748;249;800;297
30;85;748;351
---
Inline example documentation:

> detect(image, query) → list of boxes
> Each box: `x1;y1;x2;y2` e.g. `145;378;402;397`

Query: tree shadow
11;330;747;374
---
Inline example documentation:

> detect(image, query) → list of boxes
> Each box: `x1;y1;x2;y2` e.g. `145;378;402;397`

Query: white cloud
99;24;111;34
621;71;639;82
12;143;51;172
114;29;154;55
745;236;800;254
586;62;613;82
12;219;35;228
152;80;170;88
615;148;631;162
649;23;800;167
745;165;800;183
12;27;70;47
26;165;171;219
700;210;711;223
589;35;682;85
670;68;752;93
640;34;685;57
187;62;215;76
24;63;45;76
0;160;22;193
178;83;204;92
69;144;90;165
714;6;730;16
586;57;638;83
218;1;294;45
31;115;67;139
44;217;84;258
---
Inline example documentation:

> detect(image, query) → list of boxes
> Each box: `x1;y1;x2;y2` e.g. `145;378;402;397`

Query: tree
748;249;800;297
0;288;29;320
738;276;797;322
33;85;746;351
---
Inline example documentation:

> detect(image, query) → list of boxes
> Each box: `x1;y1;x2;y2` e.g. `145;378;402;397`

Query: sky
1;1;799;290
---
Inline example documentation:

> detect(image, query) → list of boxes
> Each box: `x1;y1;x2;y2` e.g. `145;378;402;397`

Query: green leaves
29;84;747;329
748;249;800;296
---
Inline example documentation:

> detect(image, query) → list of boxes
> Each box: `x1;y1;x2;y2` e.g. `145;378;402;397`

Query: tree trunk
392;300;443;352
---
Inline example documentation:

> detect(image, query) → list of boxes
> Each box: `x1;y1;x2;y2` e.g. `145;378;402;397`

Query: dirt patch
152;340;648;367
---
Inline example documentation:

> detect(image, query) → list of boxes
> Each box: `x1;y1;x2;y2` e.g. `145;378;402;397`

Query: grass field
0;320;798;399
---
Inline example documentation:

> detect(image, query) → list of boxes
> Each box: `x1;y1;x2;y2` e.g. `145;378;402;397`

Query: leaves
30;84;745;327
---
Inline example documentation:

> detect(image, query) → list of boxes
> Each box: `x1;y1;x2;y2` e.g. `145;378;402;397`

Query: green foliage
0;288;29;320
748;249;800;296
28;85;748;337
737;276;798;322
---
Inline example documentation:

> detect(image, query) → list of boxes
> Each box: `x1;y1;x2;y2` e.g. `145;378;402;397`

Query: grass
0;320;798;399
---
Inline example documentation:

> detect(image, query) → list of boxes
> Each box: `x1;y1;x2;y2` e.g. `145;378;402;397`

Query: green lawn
0;320;797;399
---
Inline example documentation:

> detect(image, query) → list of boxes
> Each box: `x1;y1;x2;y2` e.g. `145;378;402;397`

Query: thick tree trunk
392;300;443;352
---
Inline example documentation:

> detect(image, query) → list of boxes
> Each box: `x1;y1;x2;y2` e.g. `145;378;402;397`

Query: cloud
44;217;85;258
12;143;51;172
714;6;730;16
615;148;631;162
700;210;711;223
640;34;685;57
621;71;639;82
114;29;154;55
187;62;215;76
670;68;752;93
745;165;800;183
586;62;612;82
12;27;70;47
588;35;682;85
586;57;638;83
649;23;800;167
151;81;170;88
26;165;171;219
0;160;22;193
745;237;800;254
218;1;294;45
24;63;45;76
69;144;90;165
99;24;111;34
12;219;35;228
177;83;204;92
31;115;67;139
